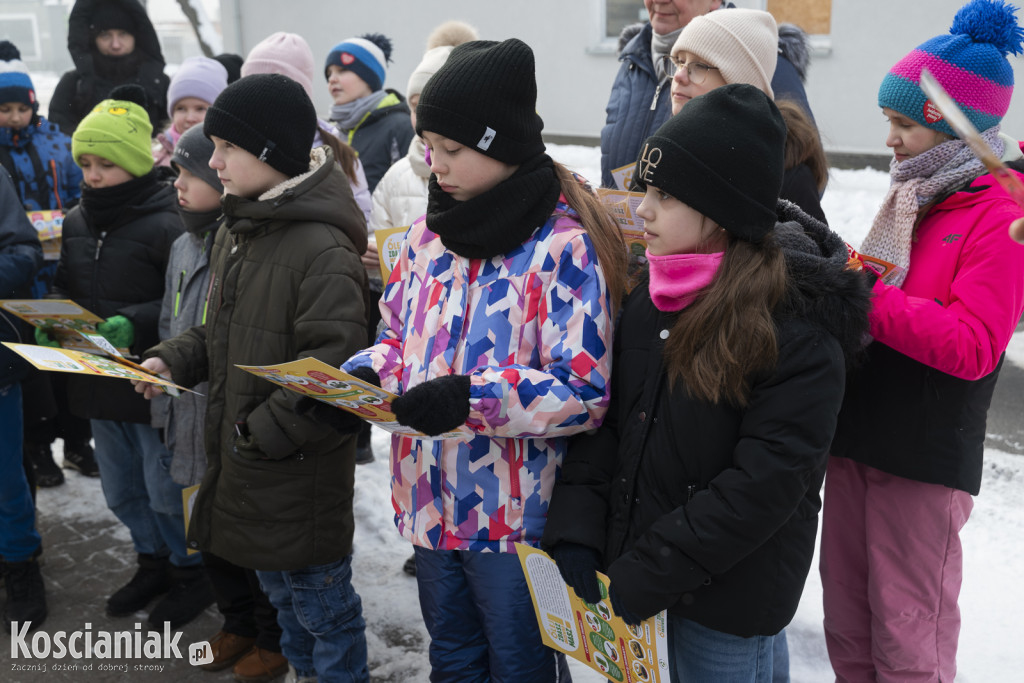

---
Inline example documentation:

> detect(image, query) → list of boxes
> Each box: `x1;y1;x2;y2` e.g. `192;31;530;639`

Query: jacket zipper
174;270;185;317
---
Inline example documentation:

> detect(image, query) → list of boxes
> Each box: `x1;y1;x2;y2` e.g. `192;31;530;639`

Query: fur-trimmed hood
774;199;872;365
222;146;368;256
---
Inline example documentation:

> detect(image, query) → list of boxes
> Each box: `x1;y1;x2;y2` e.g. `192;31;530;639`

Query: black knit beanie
633;83;786;242
415;38;545;165
203;73;315;177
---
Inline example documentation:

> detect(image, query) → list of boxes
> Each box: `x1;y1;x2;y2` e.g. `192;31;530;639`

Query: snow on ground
26;140;1024;681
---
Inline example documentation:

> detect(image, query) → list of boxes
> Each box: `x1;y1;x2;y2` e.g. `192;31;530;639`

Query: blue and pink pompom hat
878;0;1024;137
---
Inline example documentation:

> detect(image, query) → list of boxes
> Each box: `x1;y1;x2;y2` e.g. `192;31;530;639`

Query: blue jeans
414;546;572;682
668;615;776;683
256;556;367;682
0;383;41;562
90;419;198;567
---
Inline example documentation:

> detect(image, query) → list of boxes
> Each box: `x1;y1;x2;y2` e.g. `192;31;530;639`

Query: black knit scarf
80;170;161;231
426;153;561;259
177;206;222;235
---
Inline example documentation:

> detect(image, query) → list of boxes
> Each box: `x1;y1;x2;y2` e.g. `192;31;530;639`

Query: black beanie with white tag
415;38;545;165
203;73;315;177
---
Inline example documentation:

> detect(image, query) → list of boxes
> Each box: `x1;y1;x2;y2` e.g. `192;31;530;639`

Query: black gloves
294;365;381;435
551;542;603;605
295;396;364;434
391;374;471;437
609;583;644;626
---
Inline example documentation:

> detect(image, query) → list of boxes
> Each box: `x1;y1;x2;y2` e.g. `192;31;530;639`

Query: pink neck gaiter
646;250;724;312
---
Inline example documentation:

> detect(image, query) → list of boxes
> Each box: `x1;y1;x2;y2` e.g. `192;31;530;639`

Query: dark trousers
22;370;92;446
202;550;282;652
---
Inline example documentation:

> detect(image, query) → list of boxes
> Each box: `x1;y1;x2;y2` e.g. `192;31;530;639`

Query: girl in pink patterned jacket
822;2;1024;680
321;38;626;681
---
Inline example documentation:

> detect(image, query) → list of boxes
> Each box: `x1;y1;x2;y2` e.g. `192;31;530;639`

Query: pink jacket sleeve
869;197;1024;380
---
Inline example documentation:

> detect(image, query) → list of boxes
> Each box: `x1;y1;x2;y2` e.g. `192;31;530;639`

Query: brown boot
232;646;289;683
197;630;256;672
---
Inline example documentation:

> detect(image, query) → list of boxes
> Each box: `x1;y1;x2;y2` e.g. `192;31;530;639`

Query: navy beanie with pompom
0;41;38;115
324;33;392;92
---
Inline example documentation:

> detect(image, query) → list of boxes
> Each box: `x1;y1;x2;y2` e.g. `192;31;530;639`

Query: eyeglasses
668;56;720;85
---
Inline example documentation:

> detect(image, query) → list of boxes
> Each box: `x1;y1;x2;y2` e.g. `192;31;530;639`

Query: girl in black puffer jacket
542;85;871;681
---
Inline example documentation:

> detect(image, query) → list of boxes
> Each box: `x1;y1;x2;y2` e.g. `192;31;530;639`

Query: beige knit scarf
859;126;1003;287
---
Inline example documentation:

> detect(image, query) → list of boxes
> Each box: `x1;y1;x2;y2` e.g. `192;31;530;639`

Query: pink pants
820;456;973;683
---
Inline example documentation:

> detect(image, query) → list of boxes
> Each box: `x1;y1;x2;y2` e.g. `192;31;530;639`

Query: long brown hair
662;234;788;406
318;124;361;184
778;100;829;195
553;163;627;313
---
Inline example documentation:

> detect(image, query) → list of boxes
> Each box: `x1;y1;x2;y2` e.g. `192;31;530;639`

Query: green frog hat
72;84;154;177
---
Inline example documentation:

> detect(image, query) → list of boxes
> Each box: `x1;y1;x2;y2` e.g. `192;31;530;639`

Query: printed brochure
375;224;409;284
597;188;648;293
27;209;63;260
236;357;467;439
0;298;132;357
2;342;190;394
516;544;670;682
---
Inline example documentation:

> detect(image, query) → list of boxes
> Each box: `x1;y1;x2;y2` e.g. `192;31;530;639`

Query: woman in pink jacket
821;1;1024;680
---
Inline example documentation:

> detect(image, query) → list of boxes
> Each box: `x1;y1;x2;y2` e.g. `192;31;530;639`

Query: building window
606;0;645;39
0;15;41;61
766;0;832;35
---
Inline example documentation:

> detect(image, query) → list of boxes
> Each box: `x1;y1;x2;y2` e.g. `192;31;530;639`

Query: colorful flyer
2;342;191;394
610;162;636;192
845;244;903;285
236;357;468;439
375;225;410;284
0;298;132;357
516;544;670;683
27;210;63;260
597;189;648;293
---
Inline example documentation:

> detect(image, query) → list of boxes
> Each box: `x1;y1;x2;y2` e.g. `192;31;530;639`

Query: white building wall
220;0;1024;158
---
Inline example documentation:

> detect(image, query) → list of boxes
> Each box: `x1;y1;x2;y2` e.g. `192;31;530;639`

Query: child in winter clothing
43;84;215;630
0;40;94;488
0;168;45;633
316;38;627;681
241;31;371;224
324;33;415;192
821;2;1024;680
361;21;478;471
542;84;871;681
138;73;370;682
669;8;828;222
153;124;287;679
151;56;228;168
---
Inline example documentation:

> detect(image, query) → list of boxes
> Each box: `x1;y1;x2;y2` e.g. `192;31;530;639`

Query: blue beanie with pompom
878;0;1024;136
323;33;392;92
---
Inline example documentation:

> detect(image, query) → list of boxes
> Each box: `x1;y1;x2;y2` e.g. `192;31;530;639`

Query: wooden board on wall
767;0;832;35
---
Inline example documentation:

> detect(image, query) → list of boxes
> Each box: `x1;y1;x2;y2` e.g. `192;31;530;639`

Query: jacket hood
67;0;165;74
222;146;368;254
774;200;871;365
618;21;649;56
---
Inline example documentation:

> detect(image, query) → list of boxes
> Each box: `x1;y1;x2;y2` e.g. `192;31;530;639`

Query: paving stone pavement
2;473;232;683
1;435;438;683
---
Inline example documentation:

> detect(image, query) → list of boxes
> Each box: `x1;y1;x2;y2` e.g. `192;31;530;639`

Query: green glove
34;327;60;348
96;315;135;349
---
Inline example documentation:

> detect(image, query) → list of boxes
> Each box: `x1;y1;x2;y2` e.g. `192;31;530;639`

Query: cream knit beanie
672;8;778;99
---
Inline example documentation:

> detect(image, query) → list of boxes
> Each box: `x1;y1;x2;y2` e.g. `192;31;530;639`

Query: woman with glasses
669;8;829;224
